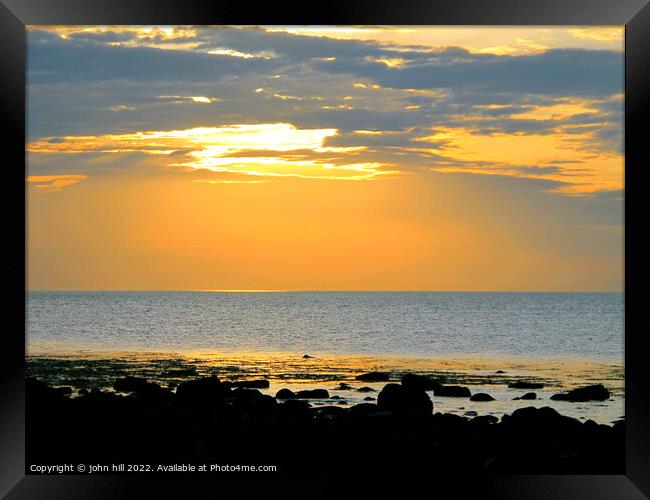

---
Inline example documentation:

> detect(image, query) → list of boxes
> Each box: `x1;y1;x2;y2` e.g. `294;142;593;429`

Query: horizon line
25;288;624;294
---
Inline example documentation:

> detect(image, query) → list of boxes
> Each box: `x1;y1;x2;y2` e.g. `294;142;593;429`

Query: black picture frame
2;1;649;498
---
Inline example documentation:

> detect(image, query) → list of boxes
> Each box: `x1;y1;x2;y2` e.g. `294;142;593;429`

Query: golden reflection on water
26;347;624;395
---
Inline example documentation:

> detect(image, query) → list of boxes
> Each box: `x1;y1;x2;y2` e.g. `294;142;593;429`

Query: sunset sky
26;26;624;291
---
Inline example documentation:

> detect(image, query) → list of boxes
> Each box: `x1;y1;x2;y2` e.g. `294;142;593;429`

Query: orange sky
26;26;624;291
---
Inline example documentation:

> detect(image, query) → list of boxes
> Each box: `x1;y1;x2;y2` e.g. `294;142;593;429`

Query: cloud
27;124;392;181
26;174;88;191
314;48;623;97
26;26;623;195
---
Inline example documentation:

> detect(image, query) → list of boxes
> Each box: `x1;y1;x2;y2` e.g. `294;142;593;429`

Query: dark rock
160;367;198;377
501;406;583;433
253;395;278;413
464;410;478;417
330;395;342;400
337;401;348;405
114;376;150;393
431;412;468;427
112;377;170;404
231;379;270;389
355;372;389;382
336;383;352;390
132;382;172;403
470;393;495;402
401;373;441;391
230;388;264;400
312;405;347;417
377;383;433;414
296;389;330;399
302;354;313;358
550;384;610;402
363;396;376;401
82;387;122;404
356;386;376;393
583;419;609;431
55;386;74;396
348;403;383;417
175;375;227;408
26;377;68;403
470;415;498;425
229;391;277;414
275;388;296;399
77;388;88;396
433;385;471;398
520;392;537;400
508;381;544;389
279;399;311;417
495;370;506;374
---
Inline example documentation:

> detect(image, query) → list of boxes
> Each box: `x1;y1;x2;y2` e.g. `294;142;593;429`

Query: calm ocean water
26;291;623;360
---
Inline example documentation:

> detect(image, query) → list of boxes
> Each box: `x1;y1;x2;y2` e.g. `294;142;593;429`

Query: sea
25;291;625;424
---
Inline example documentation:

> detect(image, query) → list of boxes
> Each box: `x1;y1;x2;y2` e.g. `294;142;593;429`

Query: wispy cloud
26;26;623;194
26;174;88;191
28;124;391;181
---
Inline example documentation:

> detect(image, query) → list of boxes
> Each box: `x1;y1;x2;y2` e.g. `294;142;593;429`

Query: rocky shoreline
26;373;624;474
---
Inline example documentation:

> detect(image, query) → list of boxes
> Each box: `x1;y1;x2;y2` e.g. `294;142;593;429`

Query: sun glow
28;124;391;181
415;126;623;194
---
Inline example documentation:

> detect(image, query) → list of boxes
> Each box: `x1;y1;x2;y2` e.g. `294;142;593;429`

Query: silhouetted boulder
302;354;314;359
128;382;173;405
550;384;610;402
26;377;68;404
348;403;384;417
356;386;376;393
583;419;610;431
355;372;389;382
470;393;495;402
470;415;498;425
279;399;311;417
312;406;347;417
230;388;264;400
231;379;270;389
226;389;277;415
520;392;537;400
275;388;296;399
501;406;583;434
81;387;122;404
377;383;433;414
431;412;468;427
401;373;441;391
363;396;375;401
508;381;544;389
433;385;471;397
113;376;171;403
175;375;227;408
336;383;352;390
114;376;150;393
296;389;330;399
